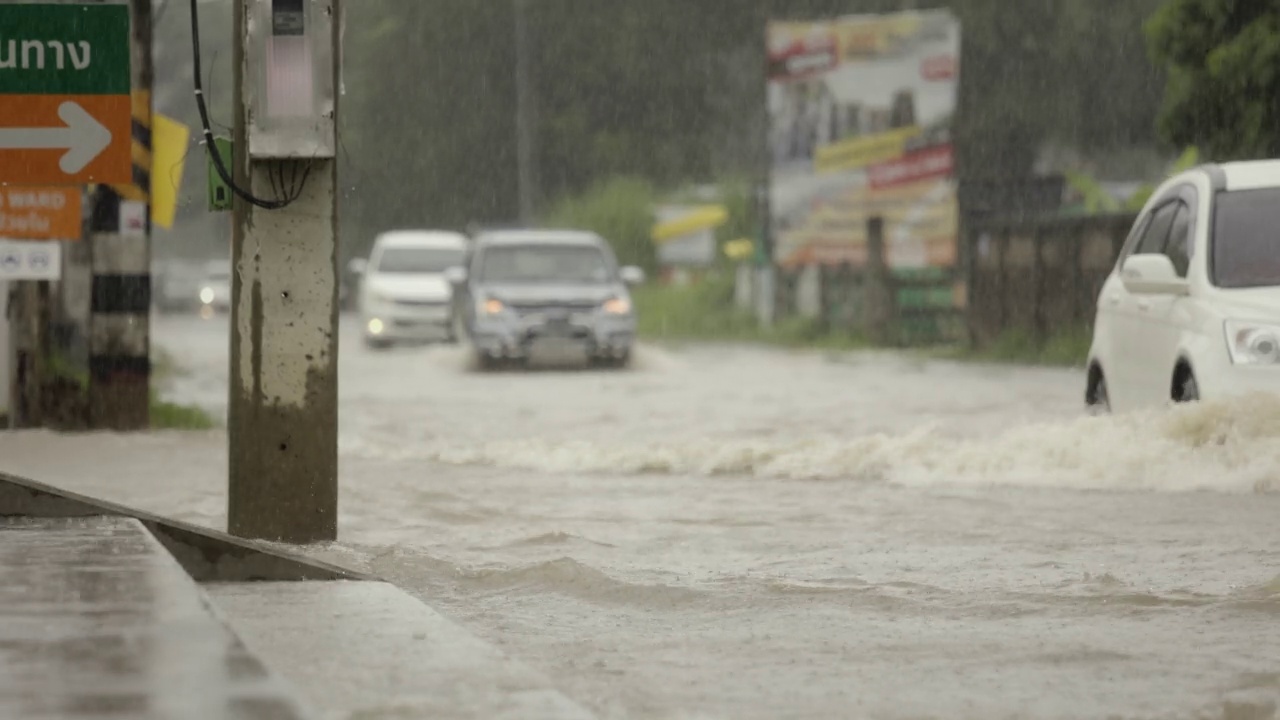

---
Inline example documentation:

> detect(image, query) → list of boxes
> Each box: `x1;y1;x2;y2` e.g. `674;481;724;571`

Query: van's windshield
375;247;465;274
478;244;612;284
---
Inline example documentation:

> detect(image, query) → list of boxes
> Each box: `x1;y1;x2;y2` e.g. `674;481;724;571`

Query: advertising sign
652;205;727;268
767;10;961;270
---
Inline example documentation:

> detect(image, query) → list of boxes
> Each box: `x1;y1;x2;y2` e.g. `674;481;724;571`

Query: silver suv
446;229;645;369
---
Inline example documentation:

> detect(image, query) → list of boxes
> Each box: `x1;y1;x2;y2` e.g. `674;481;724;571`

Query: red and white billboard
868;144;954;190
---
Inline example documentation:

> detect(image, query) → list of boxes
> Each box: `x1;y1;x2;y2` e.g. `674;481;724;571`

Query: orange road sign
0;95;132;185
0;186;83;240
0;4;133;186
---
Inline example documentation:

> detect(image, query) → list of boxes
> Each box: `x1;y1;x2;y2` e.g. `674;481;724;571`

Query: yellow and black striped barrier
108;89;151;205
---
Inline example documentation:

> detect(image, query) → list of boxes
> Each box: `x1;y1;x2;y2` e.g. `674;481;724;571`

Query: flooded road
4;314;1280;719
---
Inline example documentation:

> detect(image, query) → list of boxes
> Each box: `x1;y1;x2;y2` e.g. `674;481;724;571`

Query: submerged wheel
475;351;502;372
592;351;631;370
1086;366;1110;415
1175;370;1200;403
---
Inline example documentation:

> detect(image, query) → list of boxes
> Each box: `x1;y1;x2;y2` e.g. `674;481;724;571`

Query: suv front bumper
470;312;635;359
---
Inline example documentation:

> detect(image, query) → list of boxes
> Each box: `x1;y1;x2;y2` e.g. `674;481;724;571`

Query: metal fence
964;212;1137;347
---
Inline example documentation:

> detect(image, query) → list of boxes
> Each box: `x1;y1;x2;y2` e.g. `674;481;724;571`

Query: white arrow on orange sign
0;101;114;174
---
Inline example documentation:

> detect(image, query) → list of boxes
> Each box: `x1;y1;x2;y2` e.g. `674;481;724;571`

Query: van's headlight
1226;320;1280;365
602;297;631;315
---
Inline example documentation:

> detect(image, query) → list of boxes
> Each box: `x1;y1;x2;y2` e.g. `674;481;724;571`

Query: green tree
1147;0;1280;159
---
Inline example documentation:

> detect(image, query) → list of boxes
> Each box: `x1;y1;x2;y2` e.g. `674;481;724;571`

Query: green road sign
0;3;133;185
0;4;131;95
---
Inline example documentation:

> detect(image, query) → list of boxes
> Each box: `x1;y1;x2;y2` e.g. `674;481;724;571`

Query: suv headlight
1225;320;1280;365
602;297;631;315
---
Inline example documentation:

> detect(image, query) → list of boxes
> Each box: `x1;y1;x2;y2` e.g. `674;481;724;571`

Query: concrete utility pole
227;0;341;543
87;0;153;431
514;0;537;224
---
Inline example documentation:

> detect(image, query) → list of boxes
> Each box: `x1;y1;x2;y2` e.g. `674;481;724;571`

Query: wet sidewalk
0;516;314;720
0;472;597;720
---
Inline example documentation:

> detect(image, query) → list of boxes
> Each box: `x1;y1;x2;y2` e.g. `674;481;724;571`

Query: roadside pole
87;0;154;431
7;281;50;429
226;0;341;543
514;0;537;224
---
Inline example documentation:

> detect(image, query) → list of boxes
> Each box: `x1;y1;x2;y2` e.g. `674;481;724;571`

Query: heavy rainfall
2;1;1280;719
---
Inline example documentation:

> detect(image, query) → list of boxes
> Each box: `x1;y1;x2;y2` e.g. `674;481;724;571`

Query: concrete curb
0;471;372;582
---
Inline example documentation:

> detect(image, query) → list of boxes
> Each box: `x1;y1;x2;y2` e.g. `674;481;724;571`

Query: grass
632;277;869;350
150;392;217;430
933;326;1093;368
31;347;216;431
148;347;216;430
633;277;1092;368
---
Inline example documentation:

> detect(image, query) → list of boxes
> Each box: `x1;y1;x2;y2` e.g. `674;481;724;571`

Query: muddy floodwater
3;314;1280;720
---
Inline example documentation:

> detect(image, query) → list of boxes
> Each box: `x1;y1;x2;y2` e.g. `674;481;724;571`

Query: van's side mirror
444;266;468;285
1121;254;1189;296
347;258;368;276
619;266;645;285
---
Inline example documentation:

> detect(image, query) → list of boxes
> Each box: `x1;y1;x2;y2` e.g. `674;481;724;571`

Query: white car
197;260;232;315
354;230;468;349
1086;159;1280;413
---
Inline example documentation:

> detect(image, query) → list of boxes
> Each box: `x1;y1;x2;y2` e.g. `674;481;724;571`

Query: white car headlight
601;297;631;315
1225;320;1280;365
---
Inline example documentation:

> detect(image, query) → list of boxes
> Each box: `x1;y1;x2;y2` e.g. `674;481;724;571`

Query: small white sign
0;240;62;280
120;200;147;238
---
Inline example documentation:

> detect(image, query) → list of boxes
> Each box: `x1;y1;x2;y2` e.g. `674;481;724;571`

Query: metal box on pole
245;0;337;160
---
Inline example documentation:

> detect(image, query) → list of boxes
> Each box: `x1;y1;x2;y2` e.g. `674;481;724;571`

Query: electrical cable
189;0;300;210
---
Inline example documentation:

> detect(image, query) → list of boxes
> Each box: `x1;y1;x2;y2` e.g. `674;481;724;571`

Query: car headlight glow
367;318;385;335
479;298;505;315
200;287;215;305
602;297;631;315
1225;320;1280;365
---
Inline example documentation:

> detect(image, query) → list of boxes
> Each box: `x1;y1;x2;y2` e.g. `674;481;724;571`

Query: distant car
197;260;232;315
355;230;469;349
1086;159;1280;413
447;229;645;369
153;259;201;314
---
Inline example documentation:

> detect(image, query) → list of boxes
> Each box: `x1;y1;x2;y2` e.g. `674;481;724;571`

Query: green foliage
1147;1;1280;159
1065;171;1122;214
150;394;217;431
938;325;1093;368
633;273;867;349
544;176;659;274
36;348;213;430
1122;146;1201;210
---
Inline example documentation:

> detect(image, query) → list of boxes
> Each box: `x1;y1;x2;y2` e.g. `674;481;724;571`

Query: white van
353;230;469;349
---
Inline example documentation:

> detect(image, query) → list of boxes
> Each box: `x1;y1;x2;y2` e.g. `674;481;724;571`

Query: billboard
767;10;960;271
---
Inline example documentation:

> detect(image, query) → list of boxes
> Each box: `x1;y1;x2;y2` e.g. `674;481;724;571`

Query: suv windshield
1213;187;1280;288
376;247;464;274
478;244;612;284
